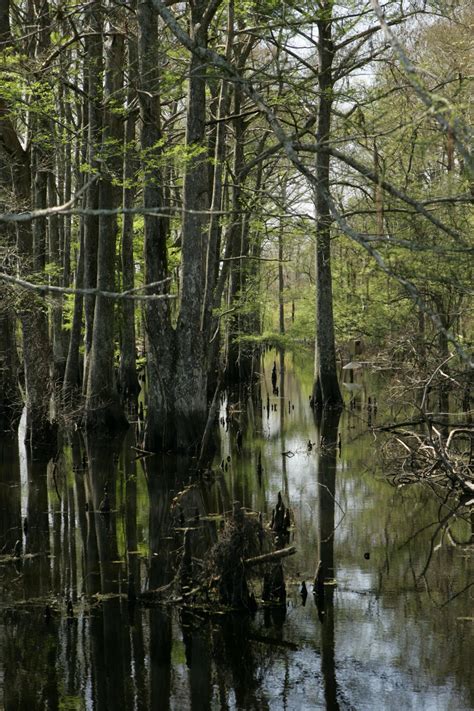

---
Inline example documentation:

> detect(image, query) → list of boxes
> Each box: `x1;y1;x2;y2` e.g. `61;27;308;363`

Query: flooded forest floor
0;350;472;710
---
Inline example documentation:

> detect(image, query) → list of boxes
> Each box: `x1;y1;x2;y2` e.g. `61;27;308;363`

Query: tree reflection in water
314;408;341;711
0;354;473;709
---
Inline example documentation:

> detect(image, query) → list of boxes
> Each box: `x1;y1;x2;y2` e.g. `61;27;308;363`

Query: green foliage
59;697;85;711
62;294;76;333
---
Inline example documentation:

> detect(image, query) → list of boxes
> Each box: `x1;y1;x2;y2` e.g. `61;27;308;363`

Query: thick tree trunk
174;10;211;450
141;0;221;452
312;3;343;412
85;24;127;432
18;289;53;447
138;0;175;452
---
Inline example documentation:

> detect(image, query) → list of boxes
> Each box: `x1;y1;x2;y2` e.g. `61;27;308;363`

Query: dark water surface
0;351;472;710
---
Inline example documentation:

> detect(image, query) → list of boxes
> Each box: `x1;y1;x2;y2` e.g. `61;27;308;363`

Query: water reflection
314;409;341;710
0;354;472;710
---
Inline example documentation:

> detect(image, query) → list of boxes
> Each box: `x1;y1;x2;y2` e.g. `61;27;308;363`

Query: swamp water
0;351;472;710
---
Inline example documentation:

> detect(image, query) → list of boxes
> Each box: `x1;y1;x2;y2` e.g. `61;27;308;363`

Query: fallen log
244;546;296;568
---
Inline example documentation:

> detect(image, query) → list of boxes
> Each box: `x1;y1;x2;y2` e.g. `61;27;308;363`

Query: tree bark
85;16;128;432
225;79;247;383
278;181;286;337
138;0;175;452
82;3;103;391
62;229;85;405
119;14;140;403
224;35;258;385
174;3;212;449
0;4;53;445
312;2;343;412
47;171;66;384
0;301;19;428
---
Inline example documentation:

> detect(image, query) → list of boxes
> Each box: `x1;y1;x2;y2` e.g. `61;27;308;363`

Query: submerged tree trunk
312;3;343;412
142;0;220;452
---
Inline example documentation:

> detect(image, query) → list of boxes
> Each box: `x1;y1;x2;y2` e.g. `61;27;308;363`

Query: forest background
0;0;472;453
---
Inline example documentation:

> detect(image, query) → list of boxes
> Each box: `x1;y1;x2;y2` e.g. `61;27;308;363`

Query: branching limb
0;272;176;302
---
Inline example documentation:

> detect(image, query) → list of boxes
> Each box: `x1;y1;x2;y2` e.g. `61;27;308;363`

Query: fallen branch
244;546;296;568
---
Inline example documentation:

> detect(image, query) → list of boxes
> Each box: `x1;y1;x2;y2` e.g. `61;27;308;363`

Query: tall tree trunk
312;2;343;412
0;1;53;445
204;25;233;395
63;73;87;406
63;229;85;404
119;13;140;403
225;83;246;383
142;0;221;452
15;166;53;445
174;3;212;450
82;3;103;391
278;181;286;337
85;15;127;432
223;34;258;385
0;143;20;426
138;0;175;452
48;171;66;384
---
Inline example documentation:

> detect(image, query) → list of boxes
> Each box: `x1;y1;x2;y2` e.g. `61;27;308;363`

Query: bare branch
0;272;176;302
327;147;465;242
